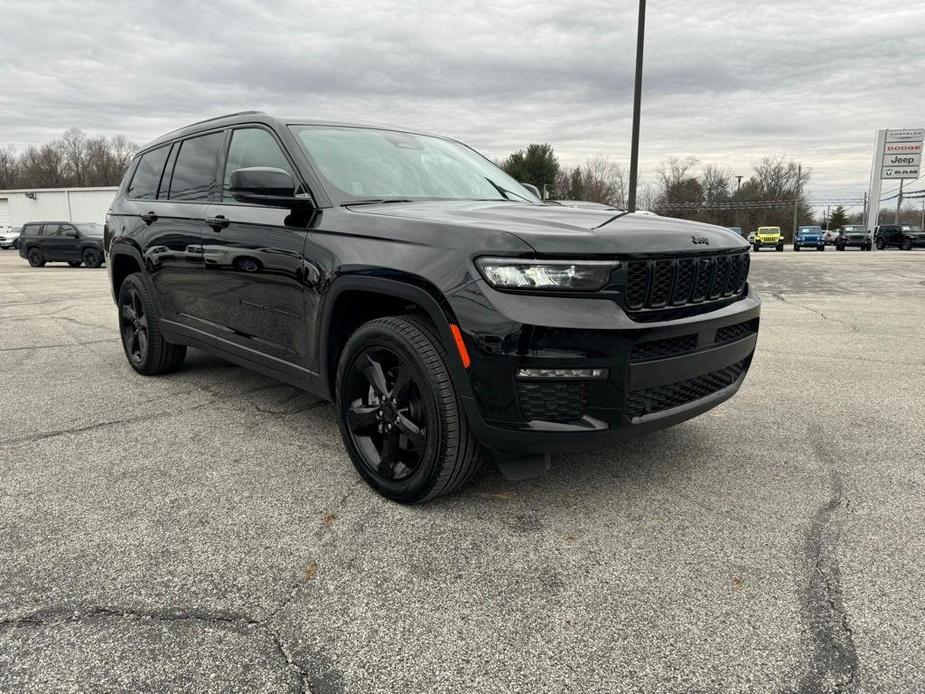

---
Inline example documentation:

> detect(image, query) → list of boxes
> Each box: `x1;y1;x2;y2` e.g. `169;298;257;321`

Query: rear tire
117;273;186;375
794;245;800;251
818;245;825;251
82;247;103;268
335;316;482;503
27;248;45;267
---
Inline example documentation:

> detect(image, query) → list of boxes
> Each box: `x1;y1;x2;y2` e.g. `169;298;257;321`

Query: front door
202;126;310;365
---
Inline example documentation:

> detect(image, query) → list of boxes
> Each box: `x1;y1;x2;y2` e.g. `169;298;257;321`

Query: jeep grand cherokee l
105;112;761;503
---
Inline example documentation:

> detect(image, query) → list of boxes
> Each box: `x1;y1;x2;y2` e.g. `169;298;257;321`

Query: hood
347;200;748;255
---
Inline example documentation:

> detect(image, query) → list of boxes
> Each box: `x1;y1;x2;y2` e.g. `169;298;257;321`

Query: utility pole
791;164;802;243
895;180;903;224
626;0;646;213
862;192;868;226
921;197;924;231
823;205;830;229
735;175;743;192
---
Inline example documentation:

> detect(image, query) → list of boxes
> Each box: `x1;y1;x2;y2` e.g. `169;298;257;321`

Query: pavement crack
797;442;859;694
1;604;311;693
770;293;860;334
0;337;117;353
0;399;217;448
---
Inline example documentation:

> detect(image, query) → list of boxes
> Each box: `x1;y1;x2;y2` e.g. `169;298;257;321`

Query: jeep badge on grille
691;235;710;245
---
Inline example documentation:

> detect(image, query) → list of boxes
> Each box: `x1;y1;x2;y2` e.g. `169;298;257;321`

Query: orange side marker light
449;324;471;368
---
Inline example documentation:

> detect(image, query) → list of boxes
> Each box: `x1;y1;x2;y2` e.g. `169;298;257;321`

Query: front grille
715;318;759;344
630;333;698;362
625;359;748;418
517;381;588;423
624;251;749;311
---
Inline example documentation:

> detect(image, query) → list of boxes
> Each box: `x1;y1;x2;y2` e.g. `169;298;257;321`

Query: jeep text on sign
882;153;922;167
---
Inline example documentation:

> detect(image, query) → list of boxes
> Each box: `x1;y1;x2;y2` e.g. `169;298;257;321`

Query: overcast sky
1;0;923;209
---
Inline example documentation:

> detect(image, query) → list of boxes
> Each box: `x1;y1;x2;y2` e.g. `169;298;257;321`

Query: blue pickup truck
794;225;826;251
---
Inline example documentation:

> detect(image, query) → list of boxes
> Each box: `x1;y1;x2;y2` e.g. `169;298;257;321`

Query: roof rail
156;111;267;141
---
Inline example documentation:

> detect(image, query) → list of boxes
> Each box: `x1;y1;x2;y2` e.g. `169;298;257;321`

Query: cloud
1;0;923;208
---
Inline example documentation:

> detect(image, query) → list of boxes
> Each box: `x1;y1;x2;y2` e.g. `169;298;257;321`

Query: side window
168;132;224;201
42;224;61;236
127;146;170;200
222;128;296;201
57;224;76;236
22;224;40;236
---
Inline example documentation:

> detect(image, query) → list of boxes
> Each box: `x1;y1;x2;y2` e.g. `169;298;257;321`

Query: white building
0;186;118;227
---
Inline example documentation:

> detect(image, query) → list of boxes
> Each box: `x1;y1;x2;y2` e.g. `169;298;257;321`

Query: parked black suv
105;112;761;502
18;222;105;267
874;224;925;250
834;225;872;251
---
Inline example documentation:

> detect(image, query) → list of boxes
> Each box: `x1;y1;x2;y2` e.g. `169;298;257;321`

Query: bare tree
1;129;138;189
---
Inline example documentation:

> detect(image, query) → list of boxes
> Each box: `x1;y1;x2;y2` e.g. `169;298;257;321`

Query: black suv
105;112;761;502
18;221;105;267
874;224;925;250
834;225;872;251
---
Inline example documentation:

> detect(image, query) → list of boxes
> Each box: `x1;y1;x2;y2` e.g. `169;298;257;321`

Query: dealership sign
866;127;924;229
879;129;922;180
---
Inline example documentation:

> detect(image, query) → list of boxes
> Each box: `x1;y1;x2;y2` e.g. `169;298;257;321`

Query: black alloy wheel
27;249;45;267
344;347;428;483
120;285;149;365
83;247;102;267
335;316;482;503
116;273;187;375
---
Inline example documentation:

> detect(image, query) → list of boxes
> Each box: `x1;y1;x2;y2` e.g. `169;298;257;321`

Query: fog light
516;368;608;379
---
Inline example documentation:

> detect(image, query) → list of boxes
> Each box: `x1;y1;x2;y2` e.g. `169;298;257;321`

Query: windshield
291;125;539;205
758;228;780;233
76;223;103;236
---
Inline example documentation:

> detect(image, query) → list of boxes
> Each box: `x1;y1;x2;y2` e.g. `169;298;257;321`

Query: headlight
475;258;620;291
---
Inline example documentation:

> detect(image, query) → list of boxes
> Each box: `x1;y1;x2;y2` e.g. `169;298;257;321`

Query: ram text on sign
882;165;920;179
885;128;924;143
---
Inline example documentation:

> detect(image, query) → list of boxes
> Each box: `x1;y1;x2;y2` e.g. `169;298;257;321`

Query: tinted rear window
168;132;224;201
22;224;42;236
127;146;170;200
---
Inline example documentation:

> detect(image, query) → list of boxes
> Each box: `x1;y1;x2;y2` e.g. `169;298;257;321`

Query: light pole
627;0;646;213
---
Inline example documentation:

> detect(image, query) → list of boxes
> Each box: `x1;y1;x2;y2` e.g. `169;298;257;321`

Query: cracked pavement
1;249;924;693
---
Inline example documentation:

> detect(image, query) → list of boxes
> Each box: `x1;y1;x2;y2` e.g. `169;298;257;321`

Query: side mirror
520;182;542;199
229;167;313;209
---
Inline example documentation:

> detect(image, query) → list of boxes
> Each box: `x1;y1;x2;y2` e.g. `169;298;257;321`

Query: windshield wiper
345;198;414;206
483;178;532;203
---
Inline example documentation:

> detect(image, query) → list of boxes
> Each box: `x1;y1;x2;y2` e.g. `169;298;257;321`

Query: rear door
135;132;224;326
201;125;311;365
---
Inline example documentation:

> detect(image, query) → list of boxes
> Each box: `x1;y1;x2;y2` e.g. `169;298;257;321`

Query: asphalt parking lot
1;248;923;694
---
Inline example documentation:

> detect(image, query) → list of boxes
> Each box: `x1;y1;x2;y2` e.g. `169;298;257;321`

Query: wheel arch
318;275;472;400
109;244;146;301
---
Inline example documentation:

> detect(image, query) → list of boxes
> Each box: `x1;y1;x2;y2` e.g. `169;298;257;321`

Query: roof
140;111;447;152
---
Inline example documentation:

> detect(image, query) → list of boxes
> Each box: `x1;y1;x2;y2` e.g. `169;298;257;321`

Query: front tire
776;243;784;252
335;316;482;503
118;273;186;375
82;247;103;268
68;261;83;267
27;248;45;267
902;239;913;251
876;238;886;250
794;245;801;251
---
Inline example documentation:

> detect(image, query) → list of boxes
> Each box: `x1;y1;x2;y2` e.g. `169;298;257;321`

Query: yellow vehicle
752;226;784;252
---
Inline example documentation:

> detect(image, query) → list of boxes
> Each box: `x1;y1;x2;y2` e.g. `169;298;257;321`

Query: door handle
206;215;230;231
140;211;158;225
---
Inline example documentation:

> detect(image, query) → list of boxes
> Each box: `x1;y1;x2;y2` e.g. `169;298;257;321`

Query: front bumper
448;282;760;454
